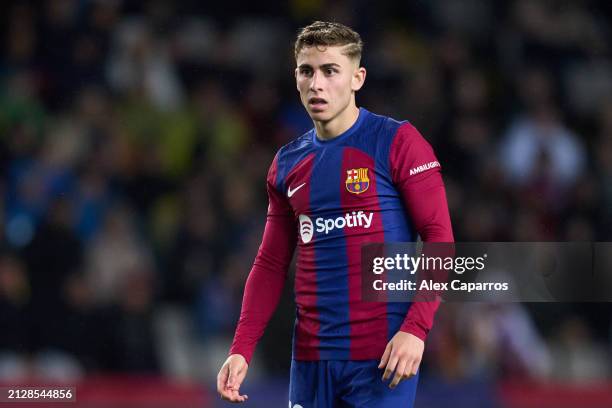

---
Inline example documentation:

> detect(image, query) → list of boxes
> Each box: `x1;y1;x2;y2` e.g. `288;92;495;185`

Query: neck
314;104;360;140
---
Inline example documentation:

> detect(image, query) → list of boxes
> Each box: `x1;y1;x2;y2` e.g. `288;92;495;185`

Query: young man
217;21;453;407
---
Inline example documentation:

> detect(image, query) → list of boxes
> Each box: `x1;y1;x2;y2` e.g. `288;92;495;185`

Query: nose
309;71;323;92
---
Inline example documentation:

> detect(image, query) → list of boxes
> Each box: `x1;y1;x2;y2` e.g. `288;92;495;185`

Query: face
295;45;365;124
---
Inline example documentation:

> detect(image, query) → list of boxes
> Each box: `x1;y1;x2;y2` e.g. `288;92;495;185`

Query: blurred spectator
500;102;586;192
23;197;82;324
427;304;551;381
549;317;610;383
163;174;219;305
108;18;184;111
101;271;160;373
85;204;154;305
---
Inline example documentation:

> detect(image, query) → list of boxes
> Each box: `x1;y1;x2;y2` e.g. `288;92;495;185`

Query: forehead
296;45;354;67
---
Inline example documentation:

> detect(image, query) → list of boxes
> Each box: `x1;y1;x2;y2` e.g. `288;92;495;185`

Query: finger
382;353;399;381
228;388;249;403
225;364;249;402
401;357;419;380
227;365;237;389
232;365;248;391
219;386;235;401
220;383;243;402
390;360;407;389
408;357;421;378
220;388;239;403
378;343;392;369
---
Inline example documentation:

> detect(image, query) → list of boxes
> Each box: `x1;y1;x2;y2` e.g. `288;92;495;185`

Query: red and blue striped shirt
230;108;454;363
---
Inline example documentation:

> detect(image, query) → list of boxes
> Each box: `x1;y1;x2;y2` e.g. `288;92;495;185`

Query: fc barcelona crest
346;168;370;194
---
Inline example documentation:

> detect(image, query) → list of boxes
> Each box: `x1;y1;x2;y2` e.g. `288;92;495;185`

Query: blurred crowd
1;0;612;389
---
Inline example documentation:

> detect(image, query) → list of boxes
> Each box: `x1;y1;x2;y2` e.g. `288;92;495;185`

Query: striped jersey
231;107;453;362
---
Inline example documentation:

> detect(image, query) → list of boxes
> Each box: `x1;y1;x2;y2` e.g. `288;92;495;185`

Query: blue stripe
276;130;316;192
310;147;351;359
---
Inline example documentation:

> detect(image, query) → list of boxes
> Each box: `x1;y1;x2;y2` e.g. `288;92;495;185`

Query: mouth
308;97;328;110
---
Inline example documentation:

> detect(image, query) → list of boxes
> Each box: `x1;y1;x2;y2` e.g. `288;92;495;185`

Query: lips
308;97;327;110
309;97;327;104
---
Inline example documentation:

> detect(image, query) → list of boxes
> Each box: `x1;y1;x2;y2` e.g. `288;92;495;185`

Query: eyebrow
298;63;341;70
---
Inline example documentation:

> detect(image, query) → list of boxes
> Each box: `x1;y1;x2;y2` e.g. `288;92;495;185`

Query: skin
217;354;249;403
295;44;365;139
217;44;424;403
379;331;424;388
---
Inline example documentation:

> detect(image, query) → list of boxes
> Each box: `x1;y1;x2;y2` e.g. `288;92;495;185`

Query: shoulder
277;128;315;158
276;129;315;170
269;129;316;189
387;119;440;182
392;123;430;152
358;110;428;163
360;109;426;150
362;109;407;139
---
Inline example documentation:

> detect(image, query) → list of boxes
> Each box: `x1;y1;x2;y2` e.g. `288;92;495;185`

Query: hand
378;331;424;389
217;354;249;403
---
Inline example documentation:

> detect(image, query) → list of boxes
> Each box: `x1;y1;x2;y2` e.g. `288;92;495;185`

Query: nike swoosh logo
287;183;306;198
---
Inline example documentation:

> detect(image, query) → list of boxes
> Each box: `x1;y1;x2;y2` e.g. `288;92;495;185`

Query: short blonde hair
294;21;363;62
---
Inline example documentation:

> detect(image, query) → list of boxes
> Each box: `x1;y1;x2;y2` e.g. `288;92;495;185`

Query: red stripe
340;148;388;359
285;154;320;360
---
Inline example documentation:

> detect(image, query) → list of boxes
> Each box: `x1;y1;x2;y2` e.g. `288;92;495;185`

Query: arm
398;172;453;339
228;184;297;362
218;154;297;402
379;122;454;387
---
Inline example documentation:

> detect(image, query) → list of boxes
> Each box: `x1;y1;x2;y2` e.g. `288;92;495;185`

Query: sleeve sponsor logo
409;161;440;176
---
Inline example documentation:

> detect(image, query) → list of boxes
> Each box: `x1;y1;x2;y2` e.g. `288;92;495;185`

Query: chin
307;109;333;122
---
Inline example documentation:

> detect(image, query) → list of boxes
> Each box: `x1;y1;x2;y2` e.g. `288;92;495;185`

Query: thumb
226;365;237;389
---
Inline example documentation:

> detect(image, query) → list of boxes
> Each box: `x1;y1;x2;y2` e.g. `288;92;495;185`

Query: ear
295;67;300;92
351;66;366;92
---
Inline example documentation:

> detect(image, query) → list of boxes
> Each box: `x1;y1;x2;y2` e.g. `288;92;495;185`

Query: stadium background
1;0;612;407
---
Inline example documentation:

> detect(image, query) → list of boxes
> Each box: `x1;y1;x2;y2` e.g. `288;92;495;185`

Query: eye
299;67;312;76
325;68;337;75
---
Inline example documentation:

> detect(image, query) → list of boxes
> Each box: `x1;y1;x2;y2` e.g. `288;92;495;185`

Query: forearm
229;257;288;363
399;182;454;340
229;211;296;364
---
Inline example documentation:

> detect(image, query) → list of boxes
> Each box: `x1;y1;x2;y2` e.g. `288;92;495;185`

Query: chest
283;146;393;216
